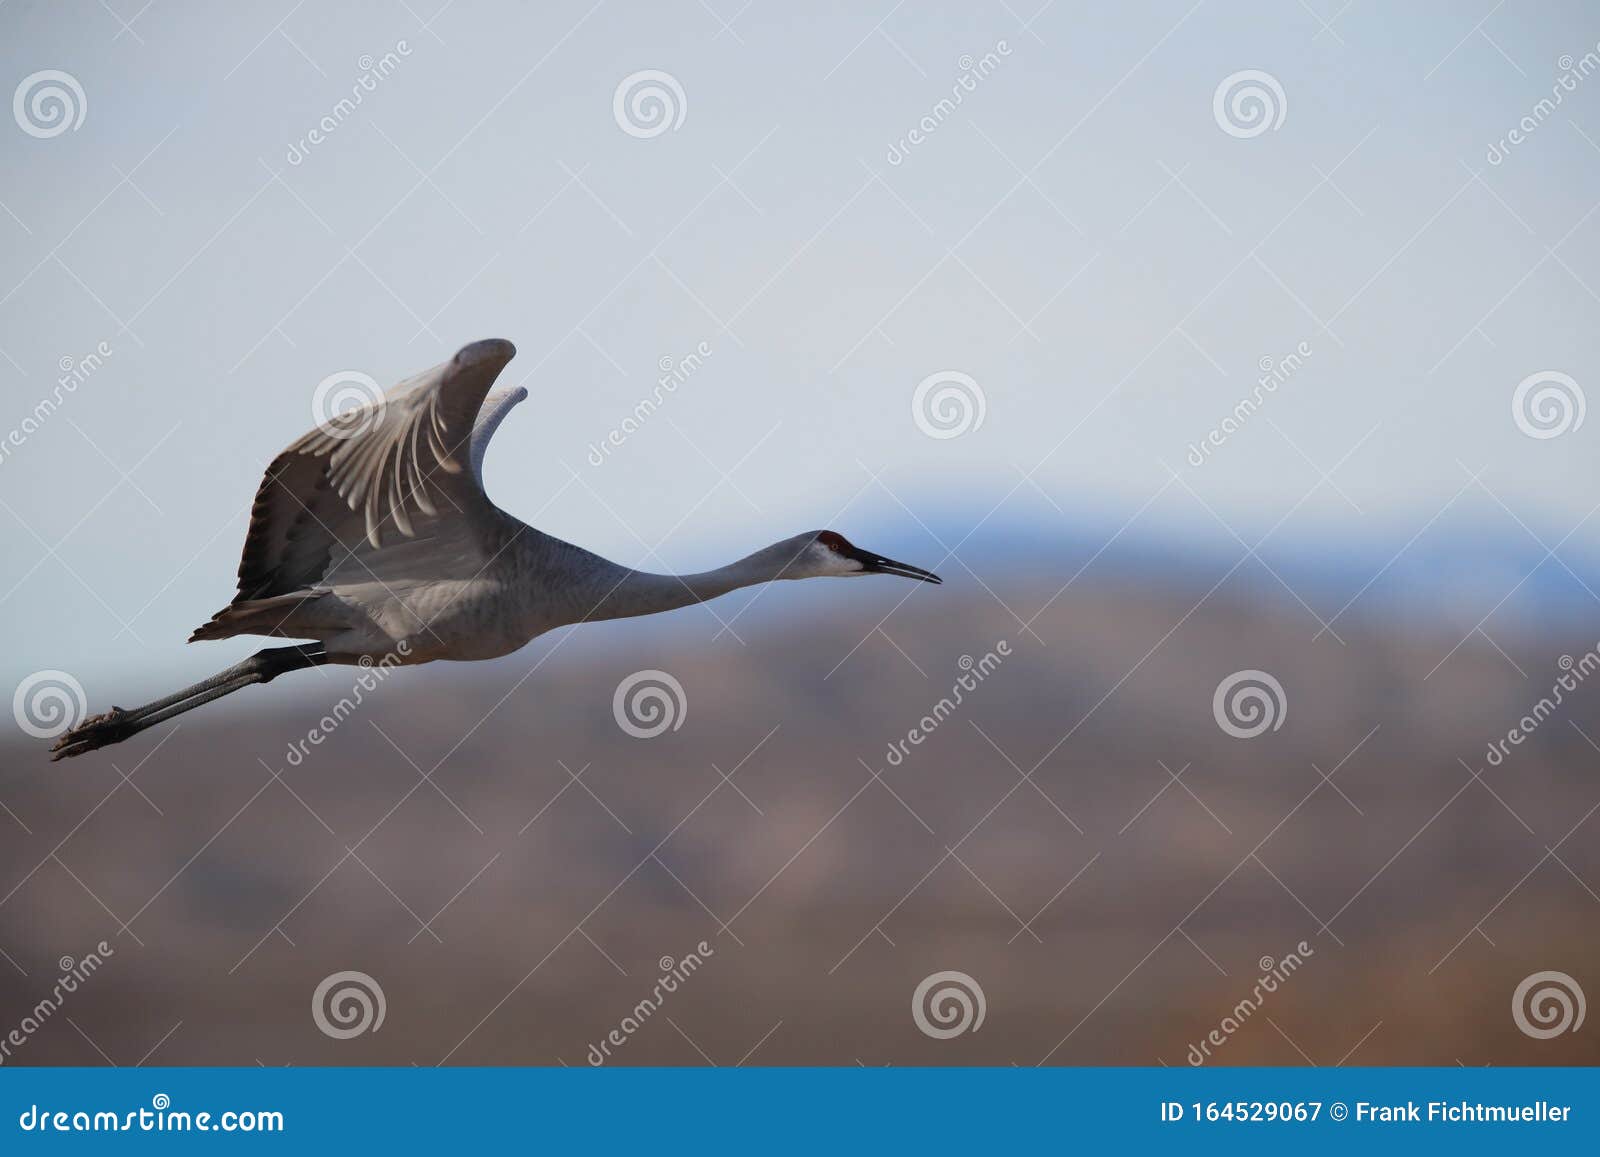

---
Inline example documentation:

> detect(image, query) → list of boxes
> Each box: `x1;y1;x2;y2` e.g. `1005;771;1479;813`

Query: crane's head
790;530;943;584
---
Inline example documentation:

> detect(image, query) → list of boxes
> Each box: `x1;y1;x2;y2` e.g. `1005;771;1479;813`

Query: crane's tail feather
188;593;325;643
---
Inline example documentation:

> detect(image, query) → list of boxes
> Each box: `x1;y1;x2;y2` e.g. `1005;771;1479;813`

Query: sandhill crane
50;338;941;760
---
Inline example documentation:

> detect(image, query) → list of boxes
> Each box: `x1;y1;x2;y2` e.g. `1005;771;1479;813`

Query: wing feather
230;339;520;601
469;386;529;486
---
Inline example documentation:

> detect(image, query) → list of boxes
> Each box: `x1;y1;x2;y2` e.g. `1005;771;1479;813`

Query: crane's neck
581;540;801;623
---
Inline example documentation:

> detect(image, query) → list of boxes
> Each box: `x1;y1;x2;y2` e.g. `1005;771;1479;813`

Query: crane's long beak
852;547;943;584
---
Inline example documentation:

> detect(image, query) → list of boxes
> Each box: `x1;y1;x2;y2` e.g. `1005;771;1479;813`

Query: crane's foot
49;707;138;761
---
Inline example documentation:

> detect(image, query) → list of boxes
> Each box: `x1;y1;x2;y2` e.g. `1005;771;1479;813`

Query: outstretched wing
233;338;523;602
468;386;529;487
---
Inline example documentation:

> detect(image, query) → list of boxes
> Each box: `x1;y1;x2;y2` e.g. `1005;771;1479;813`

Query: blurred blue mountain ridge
846;495;1600;636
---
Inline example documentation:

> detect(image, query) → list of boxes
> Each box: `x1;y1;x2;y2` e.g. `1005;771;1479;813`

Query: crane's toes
49;707;136;761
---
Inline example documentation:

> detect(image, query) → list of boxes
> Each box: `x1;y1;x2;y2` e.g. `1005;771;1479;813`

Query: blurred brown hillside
2;570;1597;1066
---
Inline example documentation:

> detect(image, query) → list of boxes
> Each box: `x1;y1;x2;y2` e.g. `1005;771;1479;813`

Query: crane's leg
49;645;330;761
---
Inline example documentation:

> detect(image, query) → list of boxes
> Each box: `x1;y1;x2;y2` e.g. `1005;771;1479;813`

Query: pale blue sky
4;0;1600;691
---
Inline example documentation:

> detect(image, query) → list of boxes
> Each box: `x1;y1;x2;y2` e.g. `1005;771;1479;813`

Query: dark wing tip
454;338;517;368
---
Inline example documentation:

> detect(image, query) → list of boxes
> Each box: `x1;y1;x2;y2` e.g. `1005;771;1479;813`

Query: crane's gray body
189;339;823;664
